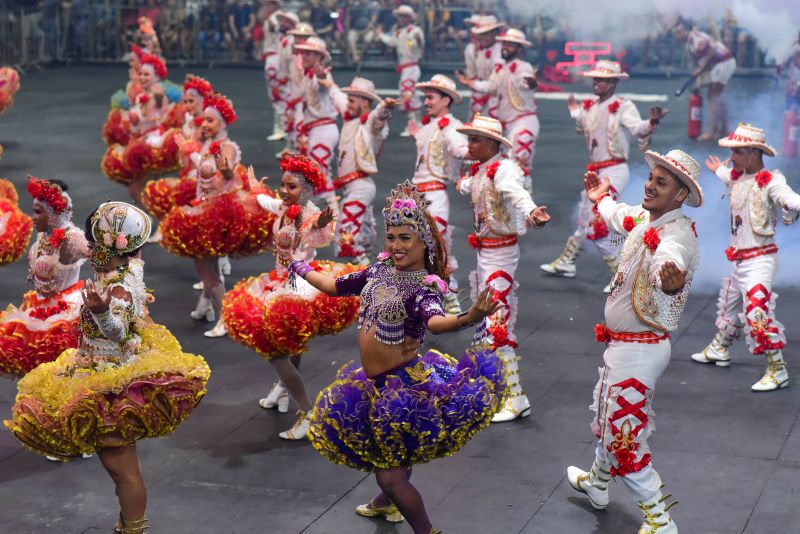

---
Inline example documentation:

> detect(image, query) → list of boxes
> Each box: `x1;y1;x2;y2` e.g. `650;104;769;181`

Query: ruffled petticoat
309;347;507;471
101;109;131;146
101;128;181;185
0;195;33;266
4;323;211;460
0;283;83;377
160;183;276;259
109;79;182;111
140;140;202;219
0;67;20;115
222;260;362;358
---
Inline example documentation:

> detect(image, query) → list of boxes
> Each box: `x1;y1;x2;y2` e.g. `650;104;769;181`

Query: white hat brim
456;126;512;148
342;87;382;103
643;151;703;208
581;70;630;79
496;36;532;47
293;44;331;61
415;82;463;104
718;138;777;157
471;22;505;35
393;8;416;19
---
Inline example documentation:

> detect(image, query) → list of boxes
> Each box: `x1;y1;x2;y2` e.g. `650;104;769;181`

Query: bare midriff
358;325;421;378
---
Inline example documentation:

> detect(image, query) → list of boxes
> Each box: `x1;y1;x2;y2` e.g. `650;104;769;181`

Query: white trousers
263;53;286;118
304;122;339;183
714;253;786;355
591;338;670;501
424;189;458;276
335;177;377;258
398;64;422;113
470;243;519;345
506;115;540;173
573;162;631;258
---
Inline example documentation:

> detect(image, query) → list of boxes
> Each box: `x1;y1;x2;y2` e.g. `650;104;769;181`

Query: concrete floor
0;65;798;534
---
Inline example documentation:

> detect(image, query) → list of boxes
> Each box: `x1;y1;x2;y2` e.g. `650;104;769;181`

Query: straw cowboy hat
288;23;316;37
582;59;630;79
718;123;777;157
393;5;416;20
456;114;512;148
643;149;704;207
294;36;331;61
470;15;505;35
276;11;299;26
342;77;381;103
496;28;532;48
415;74;463;104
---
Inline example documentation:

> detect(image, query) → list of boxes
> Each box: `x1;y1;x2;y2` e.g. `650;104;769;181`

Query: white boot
752;350;790;392
567;460;611;510
267;114;285;141
193;281;204;291
204;318;227;338
492;346;531;423
601;254;619;294
259;382;289;413
691;330;734;367
279;410;310;440
637;489;678;534
540;235;582;278
190;294;215;322
219;256;231;276
146;227;162;244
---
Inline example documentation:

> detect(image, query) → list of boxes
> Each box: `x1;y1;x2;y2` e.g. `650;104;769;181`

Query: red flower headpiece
139;54;167;80
27;176;69;213
285;204;302;220
203;92;237;126
130;44;145;60
184;75;213;98
280;154;326;193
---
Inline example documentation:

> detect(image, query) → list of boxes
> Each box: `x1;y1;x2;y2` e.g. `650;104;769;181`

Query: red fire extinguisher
688;90;702;139
783;106;799;158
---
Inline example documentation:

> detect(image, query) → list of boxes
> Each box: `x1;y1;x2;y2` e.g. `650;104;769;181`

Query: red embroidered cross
514;129;535;160
341;200;366;235
607;377;649;436
309;143;332;172
485;270;514;317
746;283;771;316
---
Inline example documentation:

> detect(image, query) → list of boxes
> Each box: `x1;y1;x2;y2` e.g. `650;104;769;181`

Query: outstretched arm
289;260;338;296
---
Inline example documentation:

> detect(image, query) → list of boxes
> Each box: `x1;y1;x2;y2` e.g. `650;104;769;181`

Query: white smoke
506;0;800;63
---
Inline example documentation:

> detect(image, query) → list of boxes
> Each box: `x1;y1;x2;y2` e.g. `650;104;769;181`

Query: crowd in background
0;0;773;70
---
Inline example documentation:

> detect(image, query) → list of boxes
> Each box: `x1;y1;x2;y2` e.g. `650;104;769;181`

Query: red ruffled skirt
0;67;20;115
101;128;181;185
0;196;33;266
101;109;131;146
222;261;362;358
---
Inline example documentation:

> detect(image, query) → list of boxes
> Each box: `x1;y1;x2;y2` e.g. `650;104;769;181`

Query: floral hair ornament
183;74;213;99
27;176;71;213
280;154;327;193
383;180;436;264
139;54;167;80
203;92;237;126
90;202;152;266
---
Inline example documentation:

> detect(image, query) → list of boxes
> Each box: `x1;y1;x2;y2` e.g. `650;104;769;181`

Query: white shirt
471;58;537;123
411;113;468;185
331;86;391;176
569;97;652;162
379;24;424;65
299;72;338;123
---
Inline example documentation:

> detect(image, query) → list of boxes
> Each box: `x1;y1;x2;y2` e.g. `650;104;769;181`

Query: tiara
382;180;435;258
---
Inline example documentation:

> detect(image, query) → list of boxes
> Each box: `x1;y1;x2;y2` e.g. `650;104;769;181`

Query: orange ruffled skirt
222;260;362;358
101;128;181;185
0;284;83;377
0;179;33;266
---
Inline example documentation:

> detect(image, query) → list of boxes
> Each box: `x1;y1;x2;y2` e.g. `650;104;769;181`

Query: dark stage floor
0;65;799;534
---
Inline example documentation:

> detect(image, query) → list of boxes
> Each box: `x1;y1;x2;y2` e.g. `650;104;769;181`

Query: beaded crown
382;181;435;255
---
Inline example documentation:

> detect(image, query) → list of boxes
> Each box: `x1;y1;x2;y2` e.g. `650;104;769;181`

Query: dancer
5;201;210;534
408;74;468;314
692;125;800;391
261;0;285;141
567;149;703;534
456;115;550;422
672;19;737;141
377;5;425;136
0;178;87;377
280;22;317;159
0;178;33;266
222;155;359;439
456;28;539;190
328;76;396;264
464;16;504;120
0;66;21;159
159;92;275;337
274;10;301;157
540;59;667;293
296;181;506;534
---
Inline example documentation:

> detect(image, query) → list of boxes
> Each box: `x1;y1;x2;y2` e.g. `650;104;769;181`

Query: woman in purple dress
289;181;507;534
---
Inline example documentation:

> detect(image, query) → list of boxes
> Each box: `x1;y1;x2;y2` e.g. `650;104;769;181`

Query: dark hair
49;179;69;192
430;88;453;109
423;211;449;282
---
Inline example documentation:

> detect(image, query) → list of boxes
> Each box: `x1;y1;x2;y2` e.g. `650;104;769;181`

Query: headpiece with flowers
90;202;152;266
383;180;436;263
184;75;213;99
280;154;327;194
139;54;167;80
130;44;145;61
27;176;70;214
203;92;237;126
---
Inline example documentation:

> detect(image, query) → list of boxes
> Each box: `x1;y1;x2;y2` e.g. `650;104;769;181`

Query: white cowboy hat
496;28;532;48
294;36;331;61
288;22;316;37
470;15;505;35
392;5;416;20
643;149;704;208
415;74;462;104
718;123;777;157
456;114;512;148
276;11;299;26
342;77;381;103
582;59;630;79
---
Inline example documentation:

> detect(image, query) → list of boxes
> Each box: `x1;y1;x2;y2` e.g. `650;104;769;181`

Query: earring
91;245;116;267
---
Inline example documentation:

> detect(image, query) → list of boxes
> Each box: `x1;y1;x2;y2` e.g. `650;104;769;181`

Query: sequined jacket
569;97;652;162
379;24;424;65
331;88;391;177
412;113;468;185
471;58;537;123
335;260;446;345
598;199;698;333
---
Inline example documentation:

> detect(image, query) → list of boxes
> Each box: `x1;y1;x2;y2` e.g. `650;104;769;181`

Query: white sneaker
539;260;577;277
690;347;731;367
275;148;291;159
637;490;678;534
267;131;286;141
259;382;289;413
399;128;411;137
279;411;310;440
204;319;228;338
602;281;612;294
219;256;231;276
146;227;162;244
567;465;610;510
491;394;531;423
193;281;204;291
45;455;64;462
751;365;789;392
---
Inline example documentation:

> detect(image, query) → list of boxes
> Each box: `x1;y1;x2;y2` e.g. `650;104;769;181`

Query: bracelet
289;260;313;279
456;312;476;330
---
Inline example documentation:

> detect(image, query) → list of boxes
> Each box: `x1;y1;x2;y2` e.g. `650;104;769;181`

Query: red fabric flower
421;114;431;125
469;161;480;176
484;49;491;58
208;141;221;156
467;233;480;249
730;168;742;181
725;246;737;261
49;228;66;249
608;101;620;113
494;64;503;73
613;448;637;473
643;227;660;253
587;218;609;240
509;62;517;73
138;93;150;105
594;323;611;344
193;115;203;127
360;113;369;124
623;216;637;232
437;116;450;129
285;204;302;220
755;169;772;189
583;99;594;110
487;322;516;349
28;299;69;320
486;161;501;181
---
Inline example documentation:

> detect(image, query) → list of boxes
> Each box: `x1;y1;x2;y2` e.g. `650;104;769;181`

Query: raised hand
383;97;399;109
705;155;729;173
465;286;503;323
406;119;420;138
454;70;471;86
82;279;112;313
567;94;578;112
317;206;334;228
648;105;669;124
658;261;687;295
527;206;550;228
583;171;611;202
